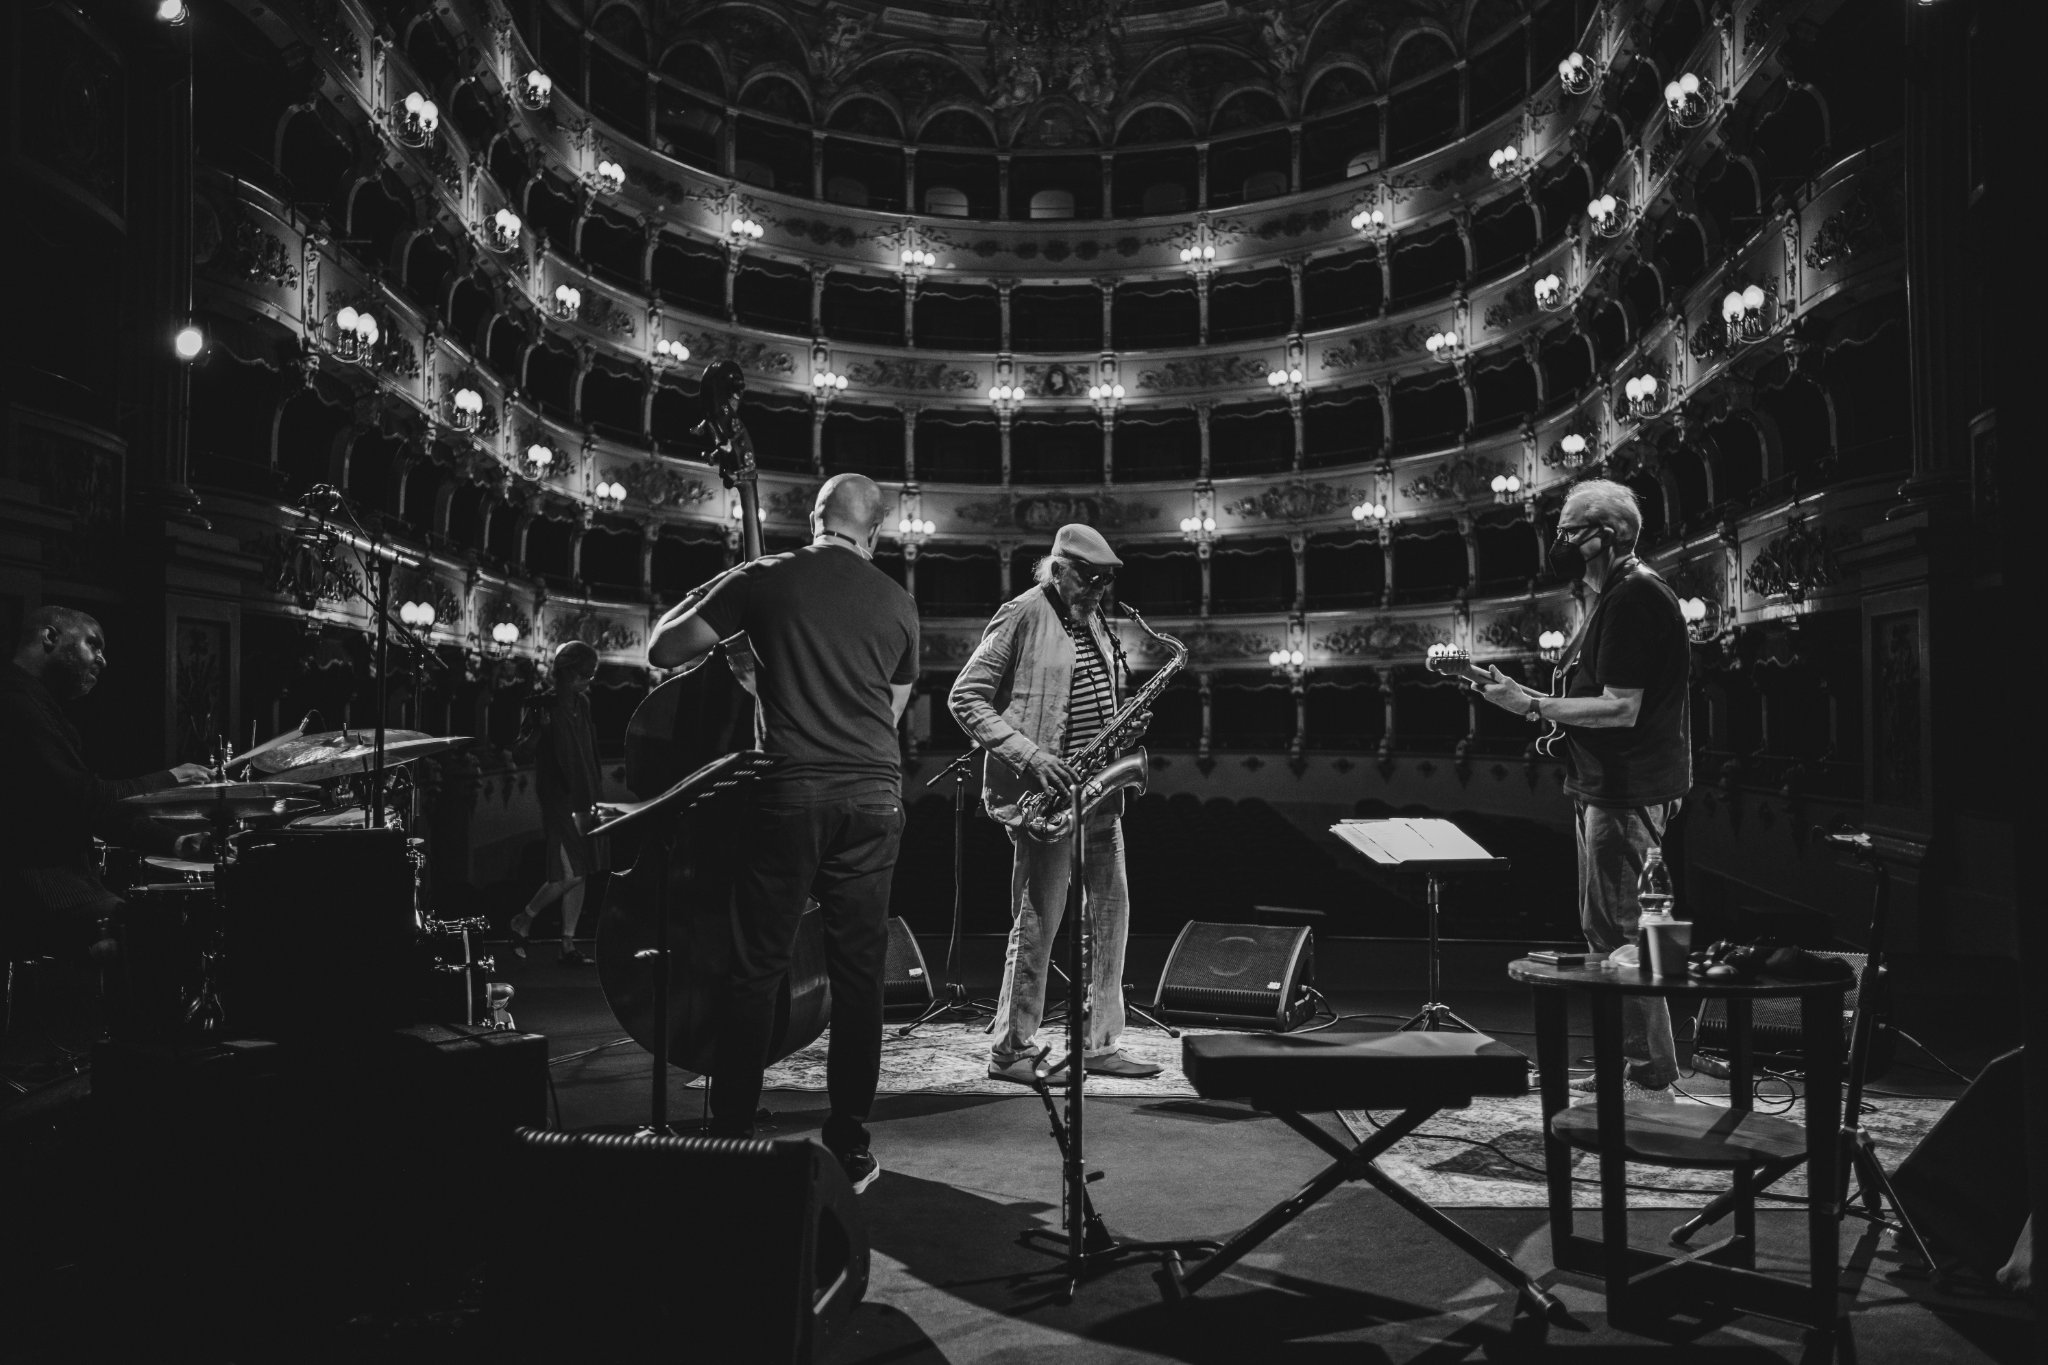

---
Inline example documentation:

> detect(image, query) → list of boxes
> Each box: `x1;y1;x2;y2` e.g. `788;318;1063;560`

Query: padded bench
1164;1028;1561;1319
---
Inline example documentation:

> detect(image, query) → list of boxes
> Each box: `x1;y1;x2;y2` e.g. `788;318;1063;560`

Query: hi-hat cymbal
121;781;324;820
249;730;475;783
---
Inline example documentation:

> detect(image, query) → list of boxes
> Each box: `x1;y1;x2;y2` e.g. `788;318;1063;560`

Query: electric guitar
1425;644;1568;758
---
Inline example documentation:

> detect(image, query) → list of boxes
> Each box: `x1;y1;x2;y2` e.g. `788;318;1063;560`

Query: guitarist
1474;479;1691;1100
648;474;918;1193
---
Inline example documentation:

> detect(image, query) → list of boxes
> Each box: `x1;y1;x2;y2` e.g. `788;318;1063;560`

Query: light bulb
1723;290;1746;322
174;325;204;360
1742;284;1766;309
1202;516;1216;532
1640;375;1658;395
1491;475;1507;493
1679;73;1700;96
1289;650;1304;666
336;306;358;332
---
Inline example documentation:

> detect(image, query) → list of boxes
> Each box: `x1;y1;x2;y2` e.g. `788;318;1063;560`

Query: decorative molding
546;608;641;653
1020;361;1092;399
1135;355;1269;392
303;0;364;77
216;212;299;290
580;293;637;338
1224;481;1363;522
1802;181;1898;272
1317;617;1451;658
764;485;819;521
1482;283;1537;331
616;463;711;508
1403;453;1507;502
1322;323;1429;371
680;330;795;377
955;490;1159;532
844;357;978;392
1476;601;1566;650
1172;628;1281;663
1743;518;1839;603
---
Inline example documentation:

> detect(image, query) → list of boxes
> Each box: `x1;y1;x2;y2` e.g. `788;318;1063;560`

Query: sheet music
1330;817;1496;865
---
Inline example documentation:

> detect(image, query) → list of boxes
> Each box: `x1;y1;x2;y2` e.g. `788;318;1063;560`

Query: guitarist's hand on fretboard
1472;663;1538;715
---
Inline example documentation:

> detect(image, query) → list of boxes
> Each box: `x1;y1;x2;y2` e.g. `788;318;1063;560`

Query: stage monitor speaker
488;1129;869;1364
883;916;933;1016
1692;950;1891;1073
1892;1047;2027;1283
1153;922;1315;1031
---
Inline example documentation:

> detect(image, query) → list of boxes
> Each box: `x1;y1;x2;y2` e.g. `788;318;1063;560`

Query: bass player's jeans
1577;799;1683;1088
989;816;1130;1065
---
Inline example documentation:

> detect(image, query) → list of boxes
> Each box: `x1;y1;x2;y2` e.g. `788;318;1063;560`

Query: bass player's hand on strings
1025;749;1079;799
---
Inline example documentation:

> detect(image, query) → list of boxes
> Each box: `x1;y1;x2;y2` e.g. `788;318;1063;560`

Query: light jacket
948;584;1123;828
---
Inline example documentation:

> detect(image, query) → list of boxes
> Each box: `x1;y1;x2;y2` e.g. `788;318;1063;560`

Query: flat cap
1052;523;1122;568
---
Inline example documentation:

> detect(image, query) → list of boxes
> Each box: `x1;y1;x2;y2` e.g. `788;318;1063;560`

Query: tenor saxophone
1018;605;1188;843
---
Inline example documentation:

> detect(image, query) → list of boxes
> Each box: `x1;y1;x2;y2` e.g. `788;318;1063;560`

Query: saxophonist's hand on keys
1026;749;1079;799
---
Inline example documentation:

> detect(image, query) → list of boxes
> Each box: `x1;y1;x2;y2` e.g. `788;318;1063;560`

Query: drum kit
103;726;488;1041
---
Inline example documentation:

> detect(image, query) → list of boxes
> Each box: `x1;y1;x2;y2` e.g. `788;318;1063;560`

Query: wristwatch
1524;695;1545;723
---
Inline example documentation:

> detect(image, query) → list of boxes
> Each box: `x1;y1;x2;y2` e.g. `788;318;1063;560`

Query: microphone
299;710;324;735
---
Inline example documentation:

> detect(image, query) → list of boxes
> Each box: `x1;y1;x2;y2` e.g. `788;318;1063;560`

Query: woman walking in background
510;640;608;964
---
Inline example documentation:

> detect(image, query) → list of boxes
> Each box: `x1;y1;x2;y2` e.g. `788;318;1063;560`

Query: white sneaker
1570;1076;1676;1105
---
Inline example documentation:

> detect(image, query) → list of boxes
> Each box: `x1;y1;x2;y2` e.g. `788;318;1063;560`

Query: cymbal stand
1669;831;1939;1277
1022;811;1215;1303
898;750;993;1037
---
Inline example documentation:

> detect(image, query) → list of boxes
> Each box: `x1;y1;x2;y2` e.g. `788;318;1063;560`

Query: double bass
595;361;830;1075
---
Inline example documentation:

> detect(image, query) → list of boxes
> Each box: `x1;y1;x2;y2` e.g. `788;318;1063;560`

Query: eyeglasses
1066;561;1117;587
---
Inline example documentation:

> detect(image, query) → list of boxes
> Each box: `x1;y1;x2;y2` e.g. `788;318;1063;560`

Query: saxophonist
949;525;1162;1084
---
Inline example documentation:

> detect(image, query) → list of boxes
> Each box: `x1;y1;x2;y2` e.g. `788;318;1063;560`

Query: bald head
813;474;887;547
13;605;107;698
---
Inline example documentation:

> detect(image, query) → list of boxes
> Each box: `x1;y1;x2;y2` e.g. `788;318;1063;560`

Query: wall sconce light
1721;284;1769;342
896;514;937;540
1178;513;1218;538
1424;330;1461;362
1489;473;1524;504
488;208;522;252
551;284;581;320
812;369;849;405
728;218;764;245
173;323;206;361
898;247;938;275
1534;273;1565;310
1488;145;1532;182
524;441;555;475
654;337;691;366
1557;51;1594;95
1623;373;1662;418
489;620;521;654
1266;367;1306;393
1266;647;1306;669
987;381;1024;414
1679;595;1718;642
156;0;189;25
1537;628;1566;662
592;159;626;195
594;478;627;512
1351;500;1390;525
1588;193;1630;238
1179;217;1221;276
1350;205;1390;242
450;386;483;431
518;70;553;111
1664;73;1717;128
1089;381;1126;412
399;600;438;630
397;92;439;148
332;306;379;363
1556;431;1591;467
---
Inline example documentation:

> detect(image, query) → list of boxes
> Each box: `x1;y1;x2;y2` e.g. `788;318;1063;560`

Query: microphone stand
897;747;994;1037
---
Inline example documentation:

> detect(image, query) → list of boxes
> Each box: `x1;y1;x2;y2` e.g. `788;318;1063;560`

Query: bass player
948;524;1161;1084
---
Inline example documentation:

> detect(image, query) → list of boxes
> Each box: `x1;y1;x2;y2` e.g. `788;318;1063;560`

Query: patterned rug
1339;1092;1952;1209
684;1017;1212;1098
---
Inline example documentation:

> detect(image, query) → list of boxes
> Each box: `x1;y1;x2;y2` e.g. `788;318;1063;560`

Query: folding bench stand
1162;1029;1563;1322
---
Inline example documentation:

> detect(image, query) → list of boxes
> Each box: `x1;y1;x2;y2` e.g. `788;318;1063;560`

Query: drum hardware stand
898;750;996;1038
586;751;779;1137
1669;829;1940;1278
1021;808;1217;1303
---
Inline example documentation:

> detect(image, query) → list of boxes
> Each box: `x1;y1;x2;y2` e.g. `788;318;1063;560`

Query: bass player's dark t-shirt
693;543;919;799
1561;564;1692;806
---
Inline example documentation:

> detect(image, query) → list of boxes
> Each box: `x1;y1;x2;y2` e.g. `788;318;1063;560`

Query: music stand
1331;819;1506;1033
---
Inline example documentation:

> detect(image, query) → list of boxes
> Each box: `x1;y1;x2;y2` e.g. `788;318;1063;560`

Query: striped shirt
1062;612;1118;757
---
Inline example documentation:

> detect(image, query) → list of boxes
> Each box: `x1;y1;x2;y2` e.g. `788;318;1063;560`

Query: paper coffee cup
1644;920;1692;977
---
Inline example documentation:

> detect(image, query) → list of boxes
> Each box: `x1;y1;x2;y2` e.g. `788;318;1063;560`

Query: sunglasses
1066;562;1117;587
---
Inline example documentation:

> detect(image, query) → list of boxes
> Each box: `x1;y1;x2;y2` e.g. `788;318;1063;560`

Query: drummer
0;607;212;960
508;641;609;965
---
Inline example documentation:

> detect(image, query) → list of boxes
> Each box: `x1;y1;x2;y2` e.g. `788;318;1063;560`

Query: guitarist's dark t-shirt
694;543;919;799
1561;564;1691;806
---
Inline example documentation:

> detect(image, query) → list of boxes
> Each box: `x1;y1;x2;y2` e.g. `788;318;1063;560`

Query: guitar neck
734;476;764;562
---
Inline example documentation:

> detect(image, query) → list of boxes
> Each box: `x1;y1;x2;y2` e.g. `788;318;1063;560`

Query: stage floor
497;934;2031;1365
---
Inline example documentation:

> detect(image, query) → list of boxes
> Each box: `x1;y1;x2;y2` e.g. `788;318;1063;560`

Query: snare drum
114;880;222;1042
142;855;216;884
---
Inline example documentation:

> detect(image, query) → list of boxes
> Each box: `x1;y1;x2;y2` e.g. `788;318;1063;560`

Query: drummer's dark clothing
0;664;177;951
533;687;607;877
689;542;916;1157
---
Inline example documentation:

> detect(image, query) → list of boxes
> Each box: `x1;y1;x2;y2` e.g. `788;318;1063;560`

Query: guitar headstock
1425;643;1471;675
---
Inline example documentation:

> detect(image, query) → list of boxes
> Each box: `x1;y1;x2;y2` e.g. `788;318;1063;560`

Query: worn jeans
1577;799;1683;1088
709;792;904;1155
990;817;1130;1063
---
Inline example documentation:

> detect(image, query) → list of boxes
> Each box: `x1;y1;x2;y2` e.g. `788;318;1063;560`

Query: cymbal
249;730;475;783
287;804;405;830
121;781;324;820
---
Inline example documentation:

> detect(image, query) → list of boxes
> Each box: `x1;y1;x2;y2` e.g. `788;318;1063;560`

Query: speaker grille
882;917;933;1013
1153;923;1315;1030
1694;951;1884;1066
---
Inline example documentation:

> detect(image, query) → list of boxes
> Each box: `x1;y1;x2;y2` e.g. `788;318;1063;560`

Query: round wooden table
1507;957;1854;1360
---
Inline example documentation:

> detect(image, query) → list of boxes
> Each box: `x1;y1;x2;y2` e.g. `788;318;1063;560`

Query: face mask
1547;525;1607;583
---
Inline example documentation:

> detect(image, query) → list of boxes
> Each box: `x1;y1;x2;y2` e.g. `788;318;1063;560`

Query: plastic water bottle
1637;847;1674;922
